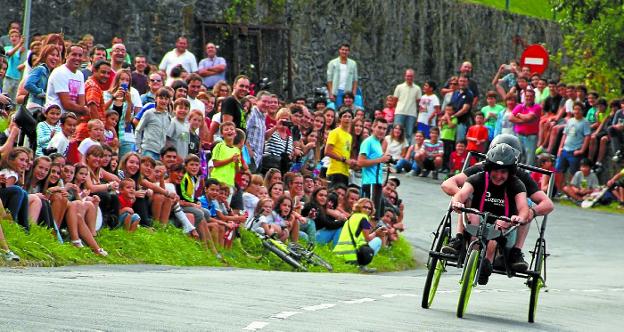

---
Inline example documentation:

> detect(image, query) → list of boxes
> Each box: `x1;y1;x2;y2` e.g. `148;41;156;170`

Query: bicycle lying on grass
253;230;333;272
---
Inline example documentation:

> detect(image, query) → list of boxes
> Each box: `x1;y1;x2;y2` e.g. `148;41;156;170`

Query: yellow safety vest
333;212;369;262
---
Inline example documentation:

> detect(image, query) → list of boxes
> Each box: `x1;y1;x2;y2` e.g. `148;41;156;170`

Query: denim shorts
555;149;580;174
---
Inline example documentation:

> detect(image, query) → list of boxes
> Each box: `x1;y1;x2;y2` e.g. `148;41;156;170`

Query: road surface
1;175;623;331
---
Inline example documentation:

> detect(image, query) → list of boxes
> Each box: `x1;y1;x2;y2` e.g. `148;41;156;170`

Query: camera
387;156;398;165
281;120;294;127
43;147;58;156
0;93;15;112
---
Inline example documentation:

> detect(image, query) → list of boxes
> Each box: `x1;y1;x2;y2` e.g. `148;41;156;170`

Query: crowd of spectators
0;20;622;267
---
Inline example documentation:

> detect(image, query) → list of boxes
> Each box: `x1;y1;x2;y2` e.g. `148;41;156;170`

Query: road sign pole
22;0;32;49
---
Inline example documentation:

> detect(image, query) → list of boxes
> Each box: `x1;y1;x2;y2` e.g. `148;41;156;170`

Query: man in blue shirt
357;118;391;218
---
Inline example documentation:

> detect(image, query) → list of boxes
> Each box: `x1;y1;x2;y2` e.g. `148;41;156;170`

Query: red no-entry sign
520;44;549;75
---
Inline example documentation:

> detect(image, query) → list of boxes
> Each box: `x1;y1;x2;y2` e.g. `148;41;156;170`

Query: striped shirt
265;131;293;157
36;121;62;156
423;139;443;158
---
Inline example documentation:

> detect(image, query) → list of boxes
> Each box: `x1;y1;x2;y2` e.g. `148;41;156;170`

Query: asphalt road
1;175;623;331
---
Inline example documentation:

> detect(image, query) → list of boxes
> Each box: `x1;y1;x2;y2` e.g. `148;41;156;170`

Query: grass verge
556;200;624;215
0;220;417;272
462;0;554;20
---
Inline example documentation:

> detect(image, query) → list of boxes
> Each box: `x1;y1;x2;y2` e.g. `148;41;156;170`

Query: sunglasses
150;79;162;83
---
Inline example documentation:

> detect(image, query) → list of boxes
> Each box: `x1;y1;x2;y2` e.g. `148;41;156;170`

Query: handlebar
452;206;514;224
468;151;554;176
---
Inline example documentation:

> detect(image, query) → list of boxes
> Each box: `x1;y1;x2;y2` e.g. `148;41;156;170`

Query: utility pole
22;0;32;48
505;0;510;11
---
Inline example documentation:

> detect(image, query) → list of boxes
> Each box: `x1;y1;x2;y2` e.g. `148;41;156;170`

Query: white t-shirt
189;97;206;114
384;136;408;160
211;112;222;142
242;192;259;218
418;94;440;124
338;63;348;90
46;64;85;113
78;138;101;156
158;49;198;77
48;131;70;157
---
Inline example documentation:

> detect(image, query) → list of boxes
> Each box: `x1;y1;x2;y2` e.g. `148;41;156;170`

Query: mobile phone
120;83;128;91
504;64;511;71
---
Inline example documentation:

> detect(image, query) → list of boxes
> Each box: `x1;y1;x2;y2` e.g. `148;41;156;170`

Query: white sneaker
4;250;20;262
71;240;84;248
96;248;108;257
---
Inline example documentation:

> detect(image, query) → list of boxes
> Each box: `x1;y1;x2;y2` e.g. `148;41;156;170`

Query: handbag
262;135;291;174
346;216;374;266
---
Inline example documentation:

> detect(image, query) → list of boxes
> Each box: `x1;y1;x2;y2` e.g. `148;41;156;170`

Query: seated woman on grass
83;145;120;229
65;163;101;236
44;162;106;255
117;152;151;226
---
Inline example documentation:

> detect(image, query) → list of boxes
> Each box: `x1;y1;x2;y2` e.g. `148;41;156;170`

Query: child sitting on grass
103;110;120;153
35;104;62;157
448;140;468;176
118;178;141;232
562;158;600;203
78;119;105;163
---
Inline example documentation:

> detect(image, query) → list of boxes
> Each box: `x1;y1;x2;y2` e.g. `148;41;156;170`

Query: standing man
358;118;391;218
76;60;112;141
46;45;89;117
159;36;198;79
186;73;206;114
326;43;358;109
393;69;422;143
132;55;149;95
221;75;250;130
324;110;358;187
442;61;479;108
246;90;270;171
106;36;132;63
81;44;107;80
510;88;542;165
449;75;474;142
197;42;226;90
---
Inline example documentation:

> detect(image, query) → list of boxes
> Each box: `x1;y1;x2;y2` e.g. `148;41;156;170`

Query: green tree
552;0;624;97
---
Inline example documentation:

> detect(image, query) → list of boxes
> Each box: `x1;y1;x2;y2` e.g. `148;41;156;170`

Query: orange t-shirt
466;125;489;152
75;78;106;141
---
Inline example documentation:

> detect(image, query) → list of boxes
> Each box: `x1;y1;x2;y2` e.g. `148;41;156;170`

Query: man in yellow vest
333;198;385;272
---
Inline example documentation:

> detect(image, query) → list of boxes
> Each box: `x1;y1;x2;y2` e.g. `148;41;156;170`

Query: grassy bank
556;200;624;215
0;220;417;272
463;0;554;20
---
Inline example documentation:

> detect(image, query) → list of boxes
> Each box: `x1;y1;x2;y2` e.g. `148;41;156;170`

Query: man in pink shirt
510;88;542;165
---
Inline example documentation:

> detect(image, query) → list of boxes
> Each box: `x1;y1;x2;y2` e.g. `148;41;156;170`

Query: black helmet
485;143;518;175
490;134;521;158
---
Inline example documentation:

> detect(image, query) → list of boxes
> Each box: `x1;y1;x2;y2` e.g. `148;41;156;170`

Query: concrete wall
2;0;562;106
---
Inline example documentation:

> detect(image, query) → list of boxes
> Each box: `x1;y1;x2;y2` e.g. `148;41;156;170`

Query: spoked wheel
457;248;479;318
528;241;546;323
422;226;450;309
308;253;333;272
263;240;307;271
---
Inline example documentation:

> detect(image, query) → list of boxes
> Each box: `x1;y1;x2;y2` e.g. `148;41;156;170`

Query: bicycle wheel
308;253;334;272
529;241;545;323
263;240;308;271
422;226;450;309
457;249;479;318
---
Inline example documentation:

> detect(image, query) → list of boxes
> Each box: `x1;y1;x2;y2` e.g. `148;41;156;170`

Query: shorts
423;157;436;170
555;149;580;174
118;211;141;228
182;205;212;224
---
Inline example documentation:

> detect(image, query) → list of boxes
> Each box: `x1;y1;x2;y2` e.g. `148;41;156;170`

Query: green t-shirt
440;117;458;141
210;141;240;187
480;104;505;128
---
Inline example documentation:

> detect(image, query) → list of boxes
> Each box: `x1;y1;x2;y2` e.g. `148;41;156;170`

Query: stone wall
2;0;562;107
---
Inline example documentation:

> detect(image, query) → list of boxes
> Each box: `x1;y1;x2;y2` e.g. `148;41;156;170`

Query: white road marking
341;298;376;304
271;311;301;320
243;321;269;331
301;303;336;311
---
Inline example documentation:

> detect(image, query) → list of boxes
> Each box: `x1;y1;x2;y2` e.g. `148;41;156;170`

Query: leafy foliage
0;220;417;273
551;0;624;97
